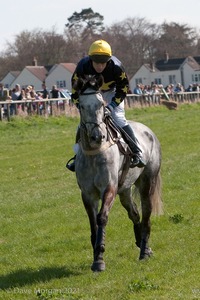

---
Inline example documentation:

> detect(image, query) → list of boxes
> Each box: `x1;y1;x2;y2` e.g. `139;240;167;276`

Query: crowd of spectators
0;83;63;116
131;82;200;103
1;81;200;117
132;82;200;96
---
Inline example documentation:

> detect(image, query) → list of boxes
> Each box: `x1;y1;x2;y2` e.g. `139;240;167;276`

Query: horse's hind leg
138;175;157;260
119;188;141;248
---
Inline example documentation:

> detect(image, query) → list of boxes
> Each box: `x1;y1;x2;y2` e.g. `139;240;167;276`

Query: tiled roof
26;66;48;81
193;56;200;63
10;71;21;77
60;63;76;73
144;63;159;72
186;56;200;70
155;58;186;71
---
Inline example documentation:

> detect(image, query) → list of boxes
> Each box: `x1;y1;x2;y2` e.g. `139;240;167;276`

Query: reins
81;90;100;95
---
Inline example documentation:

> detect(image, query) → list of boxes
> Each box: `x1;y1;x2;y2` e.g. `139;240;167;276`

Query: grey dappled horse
74;76;162;272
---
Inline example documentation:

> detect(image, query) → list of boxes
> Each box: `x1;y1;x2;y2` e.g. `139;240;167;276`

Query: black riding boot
122;124;146;168
66;128;80;172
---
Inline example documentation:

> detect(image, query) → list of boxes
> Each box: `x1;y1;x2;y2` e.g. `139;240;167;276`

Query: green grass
0;104;200;300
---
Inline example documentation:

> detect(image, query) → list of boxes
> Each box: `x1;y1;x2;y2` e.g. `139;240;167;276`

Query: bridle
79;89;115;155
79;89;106;131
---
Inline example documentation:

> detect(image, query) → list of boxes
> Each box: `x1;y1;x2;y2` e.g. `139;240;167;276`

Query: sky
1;0;200;52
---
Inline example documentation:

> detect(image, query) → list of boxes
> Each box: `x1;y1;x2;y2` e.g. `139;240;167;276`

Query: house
11;66;48;91
45;63;76;91
1;62;76;92
1;71;20;89
129;54;200;91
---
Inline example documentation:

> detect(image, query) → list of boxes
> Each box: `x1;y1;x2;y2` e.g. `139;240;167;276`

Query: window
56;80;66;88
154;78;162;84
192;74;200;82
169;75;176;84
135;78;142;85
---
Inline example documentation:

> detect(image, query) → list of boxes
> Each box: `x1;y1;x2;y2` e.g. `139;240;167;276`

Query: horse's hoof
139;248;153;260
91;260;105;272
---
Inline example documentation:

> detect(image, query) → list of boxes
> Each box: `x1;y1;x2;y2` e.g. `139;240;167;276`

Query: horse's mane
73;75;103;94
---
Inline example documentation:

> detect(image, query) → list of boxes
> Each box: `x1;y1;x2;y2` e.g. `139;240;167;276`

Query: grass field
0;103;200;300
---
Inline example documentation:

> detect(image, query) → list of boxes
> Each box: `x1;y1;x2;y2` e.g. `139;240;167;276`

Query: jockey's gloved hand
104;105;113;116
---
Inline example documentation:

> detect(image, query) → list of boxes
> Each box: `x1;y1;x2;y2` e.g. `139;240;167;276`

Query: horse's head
76;75;107;149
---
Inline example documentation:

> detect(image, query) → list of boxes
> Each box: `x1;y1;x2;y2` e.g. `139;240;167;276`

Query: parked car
37;88;72;105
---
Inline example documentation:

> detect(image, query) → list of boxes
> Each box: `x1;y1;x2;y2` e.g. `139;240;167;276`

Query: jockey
66;39;145;172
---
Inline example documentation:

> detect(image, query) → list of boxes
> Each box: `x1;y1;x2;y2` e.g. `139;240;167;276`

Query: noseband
80;89;105;130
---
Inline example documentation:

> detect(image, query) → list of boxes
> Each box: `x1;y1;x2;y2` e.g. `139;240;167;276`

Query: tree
0;28;69;79
64;8;105;63
65;8;105;39
105;17;159;77
153;22;198;59
1;11;200;81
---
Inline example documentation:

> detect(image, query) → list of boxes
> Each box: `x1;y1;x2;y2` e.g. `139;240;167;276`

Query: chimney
32;57;38;66
164;51;169;63
150;61;155;72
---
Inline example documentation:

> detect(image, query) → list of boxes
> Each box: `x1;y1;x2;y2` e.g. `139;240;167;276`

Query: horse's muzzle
90;131;104;146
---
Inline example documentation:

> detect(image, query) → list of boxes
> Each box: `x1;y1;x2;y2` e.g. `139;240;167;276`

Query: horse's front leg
81;192;98;259
91;185;116;272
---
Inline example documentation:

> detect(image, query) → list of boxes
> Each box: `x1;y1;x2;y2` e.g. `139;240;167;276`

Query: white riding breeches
101;90;128;128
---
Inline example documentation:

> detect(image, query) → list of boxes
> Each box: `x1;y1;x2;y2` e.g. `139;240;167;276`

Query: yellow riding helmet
88;40;112;63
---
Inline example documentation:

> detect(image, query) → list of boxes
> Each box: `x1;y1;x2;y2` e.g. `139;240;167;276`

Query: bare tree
1;11;200;81
153;22;198;59
105;17;159;77
0;28;69;79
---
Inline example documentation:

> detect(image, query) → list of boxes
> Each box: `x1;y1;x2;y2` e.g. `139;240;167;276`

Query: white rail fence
0;91;200;121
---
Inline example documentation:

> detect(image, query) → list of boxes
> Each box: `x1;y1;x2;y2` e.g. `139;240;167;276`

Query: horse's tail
132;170;163;216
151;170;163;215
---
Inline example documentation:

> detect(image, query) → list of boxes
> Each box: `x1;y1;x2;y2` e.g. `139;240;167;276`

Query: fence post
7;103;11;121
0;104;3;121
50;101;53;115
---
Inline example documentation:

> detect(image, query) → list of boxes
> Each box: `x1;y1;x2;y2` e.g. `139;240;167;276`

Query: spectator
41;83;49;99
18;88;26;100
0;83;9;101
192;83;199;92
11;84;21;115
186;84;193;92
36;92;44;115
151;84;160;104
164;84;175;100
133;84;143;95
174;83;184;102
51;85;60;98
174;83;184;93
25;86;31;99
0;83;9;115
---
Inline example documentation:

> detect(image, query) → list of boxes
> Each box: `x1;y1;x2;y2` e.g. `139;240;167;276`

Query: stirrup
66;156;76;172
130;155;146;168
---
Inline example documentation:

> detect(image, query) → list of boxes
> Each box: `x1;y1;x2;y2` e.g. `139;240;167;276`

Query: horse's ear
96;75;103;88
73;77;85;91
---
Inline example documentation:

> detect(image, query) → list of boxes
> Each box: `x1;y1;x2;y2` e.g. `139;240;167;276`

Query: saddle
104;115;132;156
